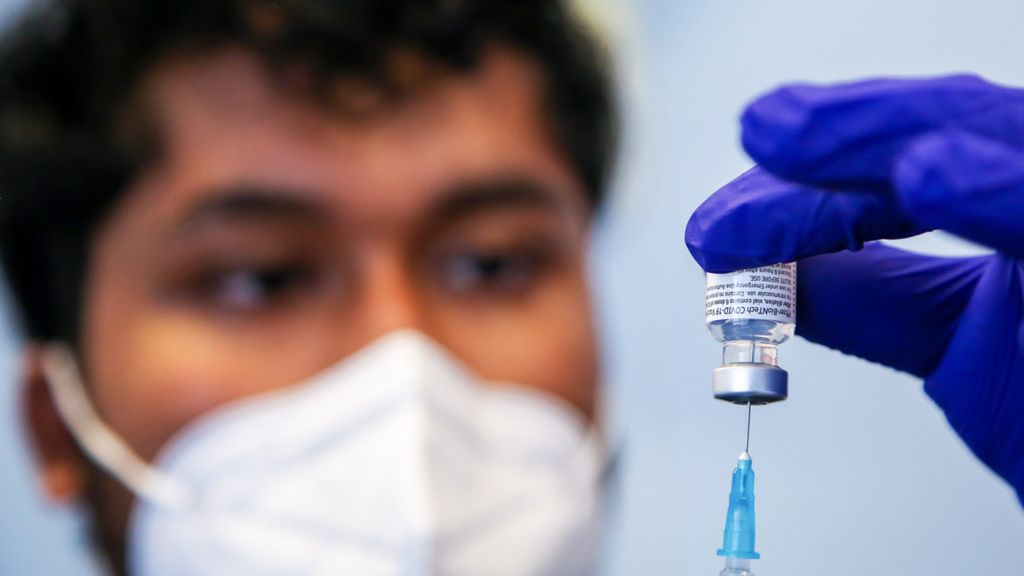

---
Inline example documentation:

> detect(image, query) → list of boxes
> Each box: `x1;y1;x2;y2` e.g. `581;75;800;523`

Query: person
0;1;615;574
686;75;1024;506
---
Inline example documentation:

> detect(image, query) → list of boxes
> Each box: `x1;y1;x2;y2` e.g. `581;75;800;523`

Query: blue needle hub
717;451;760;560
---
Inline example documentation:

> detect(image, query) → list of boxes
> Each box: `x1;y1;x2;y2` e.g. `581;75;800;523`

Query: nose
357;249;430;342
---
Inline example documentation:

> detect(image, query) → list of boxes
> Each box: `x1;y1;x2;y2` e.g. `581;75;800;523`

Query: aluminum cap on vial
712;363;788;404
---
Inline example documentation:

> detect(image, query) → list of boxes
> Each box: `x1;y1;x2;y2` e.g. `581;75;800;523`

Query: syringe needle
744;401;751;454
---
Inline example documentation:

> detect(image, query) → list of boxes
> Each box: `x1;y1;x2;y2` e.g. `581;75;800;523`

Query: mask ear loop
39;344;193;510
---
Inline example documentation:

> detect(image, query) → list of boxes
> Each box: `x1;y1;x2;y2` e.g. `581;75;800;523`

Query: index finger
741;74;1024;188
685;167;926;273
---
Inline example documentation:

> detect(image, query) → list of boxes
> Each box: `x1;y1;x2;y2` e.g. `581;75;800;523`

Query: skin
21;44;599;572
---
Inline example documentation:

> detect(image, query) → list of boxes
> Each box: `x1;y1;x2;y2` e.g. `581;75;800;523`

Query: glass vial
705;263;796;404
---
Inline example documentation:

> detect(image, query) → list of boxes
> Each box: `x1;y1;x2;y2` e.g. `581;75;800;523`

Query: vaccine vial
705;263;796;404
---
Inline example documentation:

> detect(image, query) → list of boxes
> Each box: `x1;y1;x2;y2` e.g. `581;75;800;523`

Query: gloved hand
685;75;1024;504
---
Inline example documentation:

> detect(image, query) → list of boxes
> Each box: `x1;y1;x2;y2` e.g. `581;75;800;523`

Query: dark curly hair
0;0;617;344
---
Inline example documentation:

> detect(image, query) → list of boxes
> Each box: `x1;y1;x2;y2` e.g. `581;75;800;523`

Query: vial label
705;263;796;324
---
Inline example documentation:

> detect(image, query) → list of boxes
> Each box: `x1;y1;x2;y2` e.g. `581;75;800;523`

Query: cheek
432;271;600;420
86;310;358;462
81;300;349;554
86;315;249;462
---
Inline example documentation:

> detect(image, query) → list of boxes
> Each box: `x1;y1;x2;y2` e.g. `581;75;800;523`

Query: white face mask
41;330;605;576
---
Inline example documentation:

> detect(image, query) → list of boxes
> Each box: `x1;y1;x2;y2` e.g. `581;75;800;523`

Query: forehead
127;46;584;226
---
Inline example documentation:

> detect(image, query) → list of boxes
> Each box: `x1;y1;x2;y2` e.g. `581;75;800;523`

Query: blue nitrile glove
685;75;1024;504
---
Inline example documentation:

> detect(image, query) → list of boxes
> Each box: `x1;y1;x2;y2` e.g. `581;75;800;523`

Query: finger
795;243;988;378
801;242;1024;502
919;254;1024;497
741;74;1024;187
685;167;925;273
895;131;1024;259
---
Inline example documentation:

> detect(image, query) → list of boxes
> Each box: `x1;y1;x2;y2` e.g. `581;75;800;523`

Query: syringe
717;404;759;576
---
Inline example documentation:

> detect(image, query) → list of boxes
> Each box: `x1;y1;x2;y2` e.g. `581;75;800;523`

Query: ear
20;344;87;504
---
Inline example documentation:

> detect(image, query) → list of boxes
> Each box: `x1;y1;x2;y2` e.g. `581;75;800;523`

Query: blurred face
27;45;599;564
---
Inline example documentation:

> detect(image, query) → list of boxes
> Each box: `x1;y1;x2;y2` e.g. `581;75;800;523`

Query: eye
204;263;314;311
439;248;548;297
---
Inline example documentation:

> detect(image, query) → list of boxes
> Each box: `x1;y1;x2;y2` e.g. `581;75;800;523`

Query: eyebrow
171;185;328;236
167;175;570;241
428;176;569;224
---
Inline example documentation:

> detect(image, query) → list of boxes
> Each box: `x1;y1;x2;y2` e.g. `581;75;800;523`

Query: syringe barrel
719;556;754;575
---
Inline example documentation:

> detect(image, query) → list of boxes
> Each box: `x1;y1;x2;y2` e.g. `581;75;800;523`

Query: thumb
895;131;1024;259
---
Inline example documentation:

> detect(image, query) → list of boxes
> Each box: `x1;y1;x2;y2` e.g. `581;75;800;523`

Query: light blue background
2;0;1024;574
